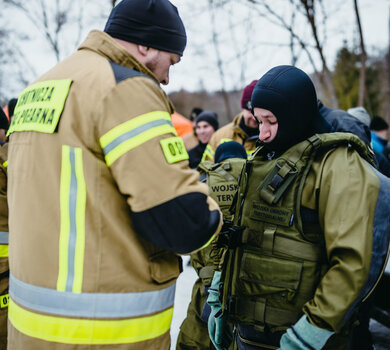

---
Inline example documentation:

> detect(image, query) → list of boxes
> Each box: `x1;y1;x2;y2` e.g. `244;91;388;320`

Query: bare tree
208;0;233;121
4;0;86;62
353;0;367;107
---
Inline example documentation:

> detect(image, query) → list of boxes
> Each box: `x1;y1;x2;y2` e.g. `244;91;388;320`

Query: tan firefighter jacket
202;113;258;161
0;143;8;350
7;30;222;350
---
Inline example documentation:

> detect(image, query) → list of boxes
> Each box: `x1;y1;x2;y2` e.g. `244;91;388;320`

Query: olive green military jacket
301;145;387;332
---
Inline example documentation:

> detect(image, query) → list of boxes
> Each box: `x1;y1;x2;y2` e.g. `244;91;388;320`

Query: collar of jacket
78;30;159;84
231;112;247;139
232;112;259;143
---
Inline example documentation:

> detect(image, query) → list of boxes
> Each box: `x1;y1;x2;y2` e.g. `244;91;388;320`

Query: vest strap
262;225;276;251
271;235;322;262
233;298;299;326
199;265;215;280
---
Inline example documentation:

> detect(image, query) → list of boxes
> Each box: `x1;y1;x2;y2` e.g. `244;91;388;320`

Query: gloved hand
207;271;233;350
279;314;334;349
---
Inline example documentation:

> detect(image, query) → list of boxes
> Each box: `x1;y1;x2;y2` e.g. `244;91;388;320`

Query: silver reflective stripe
66;148;77;291
103;119;173;155
10;273;176;318
0;232;8;244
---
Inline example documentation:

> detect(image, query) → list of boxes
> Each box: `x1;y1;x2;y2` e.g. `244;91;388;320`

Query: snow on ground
171;256;390;349
171;255;198;349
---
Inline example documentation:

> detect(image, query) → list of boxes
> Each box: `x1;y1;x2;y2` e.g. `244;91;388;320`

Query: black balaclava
104;0;187;56
251;65;331;153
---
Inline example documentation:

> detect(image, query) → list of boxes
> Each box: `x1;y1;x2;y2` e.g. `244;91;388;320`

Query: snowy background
170;256;390;349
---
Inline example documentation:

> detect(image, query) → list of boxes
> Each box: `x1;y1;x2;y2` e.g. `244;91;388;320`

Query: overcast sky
3;0;389;98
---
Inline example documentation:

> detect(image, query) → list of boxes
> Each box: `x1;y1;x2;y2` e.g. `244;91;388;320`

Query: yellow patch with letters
160;137;189;164
0;294;9;308
7;79;72;136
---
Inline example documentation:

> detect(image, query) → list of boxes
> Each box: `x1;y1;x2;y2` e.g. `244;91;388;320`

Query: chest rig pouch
193;158;247;284
220;133;375;333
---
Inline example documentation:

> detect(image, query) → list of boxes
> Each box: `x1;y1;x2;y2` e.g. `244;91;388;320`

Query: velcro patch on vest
160;136;189;164
7;79;72;136
250;201;294;227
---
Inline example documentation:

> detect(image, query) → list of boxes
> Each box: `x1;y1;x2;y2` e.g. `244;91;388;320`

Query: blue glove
279;315;334;349
207;271;233;350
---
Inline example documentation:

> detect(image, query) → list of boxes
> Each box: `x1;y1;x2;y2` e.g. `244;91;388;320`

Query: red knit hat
240;80;258;109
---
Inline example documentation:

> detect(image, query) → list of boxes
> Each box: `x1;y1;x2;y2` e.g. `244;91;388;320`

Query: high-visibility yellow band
9;299;173;345
201;144;214;162
0;245;8;257
2;160;7;169
57;146;86;293
220;138;233;143
100;111;177;166
7;79;72;136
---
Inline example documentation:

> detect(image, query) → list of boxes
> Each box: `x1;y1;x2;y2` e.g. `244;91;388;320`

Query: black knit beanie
104;0;187;56
370;116;389;131
251;65;331;153
195;111;219;131
214;141;247;163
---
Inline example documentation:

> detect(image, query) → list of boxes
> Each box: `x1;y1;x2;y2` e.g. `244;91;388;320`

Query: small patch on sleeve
160;137;189;164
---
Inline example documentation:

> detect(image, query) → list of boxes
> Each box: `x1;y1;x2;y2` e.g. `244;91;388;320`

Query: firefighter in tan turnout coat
6;1;222;349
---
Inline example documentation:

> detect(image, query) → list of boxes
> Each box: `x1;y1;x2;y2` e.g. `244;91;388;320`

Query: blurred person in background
183;107;203;151
188;111;219;168
348;107;390;177
202;80;258;161
177;141;247;350
0;107;8;350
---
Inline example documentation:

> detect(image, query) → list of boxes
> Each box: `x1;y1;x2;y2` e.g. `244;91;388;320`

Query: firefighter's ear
137;45;150;56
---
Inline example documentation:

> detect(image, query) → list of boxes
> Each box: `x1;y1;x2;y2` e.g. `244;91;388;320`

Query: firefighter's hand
207;271;233;350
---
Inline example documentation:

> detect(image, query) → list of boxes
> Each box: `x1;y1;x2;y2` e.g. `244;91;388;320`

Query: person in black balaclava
251;65;332;155
207;65;390;350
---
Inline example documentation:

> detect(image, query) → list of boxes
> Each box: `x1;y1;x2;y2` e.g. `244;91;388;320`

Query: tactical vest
220;133;375;332
192;158;246;285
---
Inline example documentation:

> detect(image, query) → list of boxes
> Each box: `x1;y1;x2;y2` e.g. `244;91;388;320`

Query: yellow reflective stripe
9;299;173;345
201;144;214;162
57;146;71;291
0;244;9;257
2;160;7;169
246;149;255;155
57;146;86;293
220;138;233;144
7;79;72;136
100;111;177;166
73;148;86;293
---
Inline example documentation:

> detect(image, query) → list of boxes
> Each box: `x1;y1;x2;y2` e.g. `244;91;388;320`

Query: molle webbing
231;298;299;326
241;229;322;262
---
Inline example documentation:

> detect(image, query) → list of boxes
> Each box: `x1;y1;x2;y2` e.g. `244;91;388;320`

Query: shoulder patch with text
7;79;72;136
160;137;189;164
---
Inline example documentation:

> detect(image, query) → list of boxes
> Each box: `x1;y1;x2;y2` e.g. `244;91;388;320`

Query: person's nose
161;70;170;85
259;125;270;141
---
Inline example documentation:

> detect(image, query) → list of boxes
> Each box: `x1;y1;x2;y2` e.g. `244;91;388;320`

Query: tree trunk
354;0;367;107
